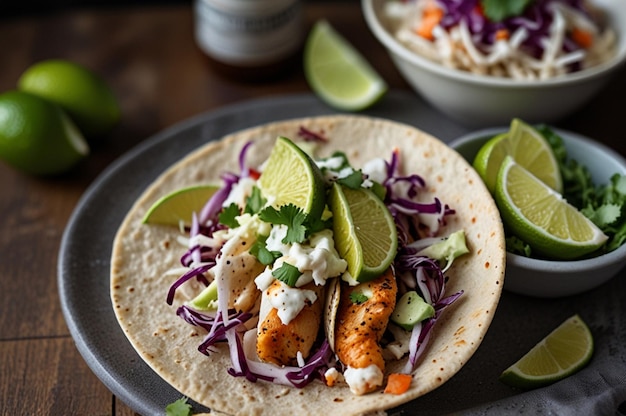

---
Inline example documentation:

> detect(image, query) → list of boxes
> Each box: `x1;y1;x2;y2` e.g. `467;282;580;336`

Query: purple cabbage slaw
166;140;463;389
437;0;592;62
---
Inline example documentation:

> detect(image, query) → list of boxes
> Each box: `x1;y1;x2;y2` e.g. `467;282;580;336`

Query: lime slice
257;136;327;219
329;183;398;282
495;156;607;260
304;20;387;111
142;185;219;226
0;90;88;176
18;59;120;139
473;118;562;193
500;314;594;389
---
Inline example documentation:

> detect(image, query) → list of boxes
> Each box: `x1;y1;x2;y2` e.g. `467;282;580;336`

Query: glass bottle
194;0;304;82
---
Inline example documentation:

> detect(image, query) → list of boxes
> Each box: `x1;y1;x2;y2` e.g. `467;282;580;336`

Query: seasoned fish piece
223;251;265;312
256;280;324;366
334;268;397;393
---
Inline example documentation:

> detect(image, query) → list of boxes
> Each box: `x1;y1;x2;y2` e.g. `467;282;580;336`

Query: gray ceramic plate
58;92;626;415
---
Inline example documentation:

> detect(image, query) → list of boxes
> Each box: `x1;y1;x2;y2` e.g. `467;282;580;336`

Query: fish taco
111;115;505;415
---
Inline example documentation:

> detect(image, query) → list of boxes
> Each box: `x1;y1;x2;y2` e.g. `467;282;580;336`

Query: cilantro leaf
250;235;281;265
218;203;240;228
307;215;332;235
165;397;192;416
481;0;533;22
582;203;621;229
349;291;369;305
245;186;267;215
337;169;365;189
259;204;309;244
506;235;532;257
272;262;301;287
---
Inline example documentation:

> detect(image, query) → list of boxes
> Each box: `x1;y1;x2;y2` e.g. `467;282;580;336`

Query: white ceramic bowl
362;0;626;127
449;127;626;298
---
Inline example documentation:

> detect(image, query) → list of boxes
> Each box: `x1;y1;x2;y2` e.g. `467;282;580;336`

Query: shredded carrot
572;27;593;48
415;4;444;41
495;29;510;41
384;373;413;395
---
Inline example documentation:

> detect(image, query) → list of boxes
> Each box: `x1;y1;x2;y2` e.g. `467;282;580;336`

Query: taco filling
111;115;504;415
165;133;467;395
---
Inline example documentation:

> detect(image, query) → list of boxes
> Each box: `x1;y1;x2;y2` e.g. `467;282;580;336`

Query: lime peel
304;20;387;111
0;90;89;176
473;118;562;193
495;156;607;260
500;314;594;390
329;182;398;282
257;136;327;220
18;59;120;138
143;184;220;226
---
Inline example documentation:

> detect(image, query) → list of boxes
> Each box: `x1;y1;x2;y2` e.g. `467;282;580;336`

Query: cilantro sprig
258;204;328;244
165;397;192;416
272;262;301;287
481;0;534;22
217;185;268;228
218;203;240;228
349;291;369;305
250;235;281;265
319;151;368;189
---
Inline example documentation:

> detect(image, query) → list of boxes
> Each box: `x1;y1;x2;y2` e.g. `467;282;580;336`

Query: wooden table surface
1;2;625;415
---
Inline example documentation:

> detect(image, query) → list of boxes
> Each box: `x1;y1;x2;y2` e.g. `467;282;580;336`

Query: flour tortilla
111;115;505;416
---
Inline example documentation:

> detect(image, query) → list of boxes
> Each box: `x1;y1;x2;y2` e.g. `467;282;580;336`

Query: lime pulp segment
257;136;327;219
500;314;594;389
473;118;562;193
304;20;387;111
142;184;220;226
329;183;397;282
495;156;607;260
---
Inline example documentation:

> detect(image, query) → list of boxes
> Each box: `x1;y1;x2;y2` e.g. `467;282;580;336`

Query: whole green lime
18;59;120;139
0;90;89;175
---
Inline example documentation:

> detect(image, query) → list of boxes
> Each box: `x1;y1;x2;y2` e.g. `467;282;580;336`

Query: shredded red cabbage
437;0;590;61
228;336;333;387
298;126;329;142
381;149;463;372
383;149;455;243
166;263;213;305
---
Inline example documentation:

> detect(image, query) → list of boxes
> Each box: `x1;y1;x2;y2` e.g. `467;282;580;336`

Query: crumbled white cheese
343;365;384;396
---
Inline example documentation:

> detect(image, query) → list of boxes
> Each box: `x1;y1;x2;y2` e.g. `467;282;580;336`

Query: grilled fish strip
334;268;397;392
256;280;324;366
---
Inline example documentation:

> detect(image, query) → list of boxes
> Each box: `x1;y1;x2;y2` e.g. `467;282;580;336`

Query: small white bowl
450;127;626;298
362;0;626;127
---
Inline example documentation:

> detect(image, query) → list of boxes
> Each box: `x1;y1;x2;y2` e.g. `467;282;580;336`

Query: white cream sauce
343;365;384;396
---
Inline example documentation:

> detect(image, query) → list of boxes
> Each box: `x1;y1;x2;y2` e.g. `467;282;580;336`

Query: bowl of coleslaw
362;0;626;127
450;126;626;298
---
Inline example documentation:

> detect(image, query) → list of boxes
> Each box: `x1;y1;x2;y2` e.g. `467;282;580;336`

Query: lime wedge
500;314;594;390
495;156;607;260
329;182;397;282
473;118;562;193
304;20;387;111
257;136;327;219
142;185;219;226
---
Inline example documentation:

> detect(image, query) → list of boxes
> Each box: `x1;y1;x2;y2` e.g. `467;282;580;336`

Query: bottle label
195;0;303;66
